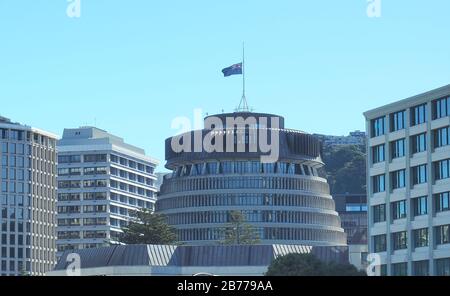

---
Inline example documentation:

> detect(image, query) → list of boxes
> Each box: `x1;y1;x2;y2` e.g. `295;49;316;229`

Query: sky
1;1;450;170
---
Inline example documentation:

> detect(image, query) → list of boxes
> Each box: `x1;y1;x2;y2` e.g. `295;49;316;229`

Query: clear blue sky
1;1;450;169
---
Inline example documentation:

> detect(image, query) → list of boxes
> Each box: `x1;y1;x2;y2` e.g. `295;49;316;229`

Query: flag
222;63;243;77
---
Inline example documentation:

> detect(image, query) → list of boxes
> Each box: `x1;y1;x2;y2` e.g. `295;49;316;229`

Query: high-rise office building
56;127;158;256
365;85;450;276
1;116;58;276
157;111;346;246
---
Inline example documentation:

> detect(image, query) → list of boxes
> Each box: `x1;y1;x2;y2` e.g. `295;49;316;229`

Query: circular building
156;112;346;246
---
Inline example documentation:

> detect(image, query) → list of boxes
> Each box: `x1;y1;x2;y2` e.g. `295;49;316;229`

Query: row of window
110;167;154;186
378;258;450;276
373;224;450;252
58;179;108;189
1;129;55;147
58;154;106;164
57;230;108;240
58;166;108;176
156;193;335;211
110;180;154;198
165;210;340;227
372;159;450;193
372;127;450;165
370;97;450;137
57;217;107;226
57;243;106;252
110;154;154;174
171;161;318;178
161;176;330;195
1;143;30;155
57;205;107;214
373;193;450;223
58;192;107;201
177;227;346;244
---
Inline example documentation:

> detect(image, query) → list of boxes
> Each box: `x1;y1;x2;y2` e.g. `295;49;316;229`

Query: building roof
53;244;349;271
363;84;450;119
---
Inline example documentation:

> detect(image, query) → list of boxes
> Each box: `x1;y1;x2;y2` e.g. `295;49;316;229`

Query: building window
392;231;408;250
373;174;385;193
372;144;385;164
412;164;427;185
433;96;450;119
413;260;429;276
371;117;385;138
411;133;427;154
413;228;428;248
373;204;386;223
374;234;386;252
436;258;450;276
413;196;428;216
390;110;406;132
434;126;450;148
435;192;450;213
390;139;405;159
392;262;408;276
436;224;450;245
392;200;407;220
434;159;450;180
391;169;406;189
411;103;427;126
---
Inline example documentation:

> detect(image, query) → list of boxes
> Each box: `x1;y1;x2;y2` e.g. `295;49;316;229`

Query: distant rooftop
0;116;11;123
58;126;158;164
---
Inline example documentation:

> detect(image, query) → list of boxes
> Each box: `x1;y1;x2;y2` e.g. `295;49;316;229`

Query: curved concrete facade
157;112;346;246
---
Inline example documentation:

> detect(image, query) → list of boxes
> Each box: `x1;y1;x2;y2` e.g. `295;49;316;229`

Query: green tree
221;211;260;245
120;209;177;245
322;145;366;194
265;253;366;276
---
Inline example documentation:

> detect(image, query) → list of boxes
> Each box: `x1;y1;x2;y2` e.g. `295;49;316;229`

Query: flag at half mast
222;63;243;77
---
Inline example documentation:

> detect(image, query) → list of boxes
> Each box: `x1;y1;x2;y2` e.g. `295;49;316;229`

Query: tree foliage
120;209;178;245
265;253;366;276
221;211;260;245
322;145;366;194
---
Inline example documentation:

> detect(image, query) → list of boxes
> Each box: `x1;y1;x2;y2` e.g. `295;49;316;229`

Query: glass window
411;103;427;126
373;204;386;223
371;117;385;138
434;126;450;148
372;144;385;164
390;139;405;159
411;133;427;153
413;196;428;216
373;174;385;193
435;192;450;213
392;231;408;250
390;110;406;132
436;224;450;245
413;228;428;248
392;200;407;220
434;159;450;180
433;96;450;119
374;234;386;252
392;263;408;276
412;164;427;185
391;169;406;189
436;258;450;276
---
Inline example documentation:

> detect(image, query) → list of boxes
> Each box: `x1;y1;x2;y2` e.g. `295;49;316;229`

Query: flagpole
242;42;246;101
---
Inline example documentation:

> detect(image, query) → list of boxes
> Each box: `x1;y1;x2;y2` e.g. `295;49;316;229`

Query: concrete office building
157;111;346;246
56;127;158;256
1;116;58;276
365;85;450;276
334;193;368;271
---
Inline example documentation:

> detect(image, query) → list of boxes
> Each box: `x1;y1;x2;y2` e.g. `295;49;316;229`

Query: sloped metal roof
53;244;348;271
